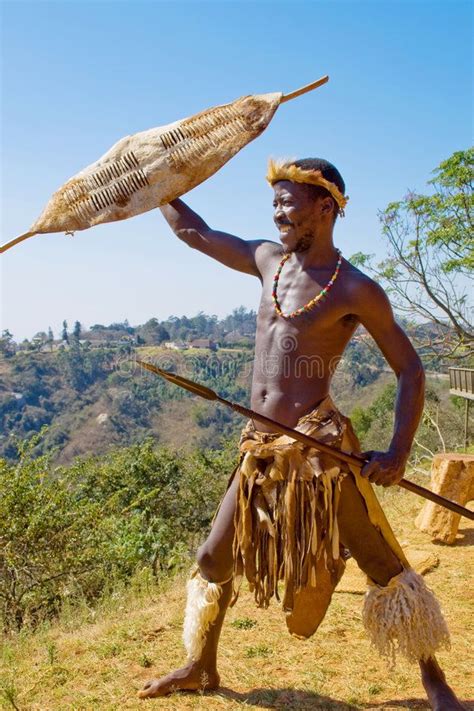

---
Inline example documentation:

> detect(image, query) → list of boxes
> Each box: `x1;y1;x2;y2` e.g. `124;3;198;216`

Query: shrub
0;434;110;630
0;431;234;631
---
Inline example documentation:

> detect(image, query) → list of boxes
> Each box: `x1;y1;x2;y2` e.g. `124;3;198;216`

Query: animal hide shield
2;76;328;252
5;93;281;250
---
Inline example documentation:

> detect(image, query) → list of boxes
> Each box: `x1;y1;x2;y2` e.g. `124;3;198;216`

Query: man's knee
350;547;402;587
196;543;232;583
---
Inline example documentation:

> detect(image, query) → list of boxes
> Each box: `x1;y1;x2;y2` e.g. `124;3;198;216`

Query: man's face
272;181;327;253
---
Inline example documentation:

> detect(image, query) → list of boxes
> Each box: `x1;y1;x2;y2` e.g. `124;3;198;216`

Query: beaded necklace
272;249;342;319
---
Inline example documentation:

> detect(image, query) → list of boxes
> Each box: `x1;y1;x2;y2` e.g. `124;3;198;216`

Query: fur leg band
362;568;450;667
182;569;224;662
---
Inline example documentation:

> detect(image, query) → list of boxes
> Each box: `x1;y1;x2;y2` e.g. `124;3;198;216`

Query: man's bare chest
256;286;358;356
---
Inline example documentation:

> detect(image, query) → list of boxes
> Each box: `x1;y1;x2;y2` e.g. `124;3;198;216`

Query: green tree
61;320;69;344
47;327;54;351
138;318;170;344
73;320;82;341
0;329;15;358
32;331;48;351
352;149;473;360
351;383;397;451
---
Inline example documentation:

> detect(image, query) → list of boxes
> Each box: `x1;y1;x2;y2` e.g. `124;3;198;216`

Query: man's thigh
337;474;403;586
196;466;240;581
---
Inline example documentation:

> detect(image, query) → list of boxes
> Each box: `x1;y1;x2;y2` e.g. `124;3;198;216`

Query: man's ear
320;197;334;217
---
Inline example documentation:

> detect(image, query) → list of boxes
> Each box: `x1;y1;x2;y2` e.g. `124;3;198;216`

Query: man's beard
292;232;313;253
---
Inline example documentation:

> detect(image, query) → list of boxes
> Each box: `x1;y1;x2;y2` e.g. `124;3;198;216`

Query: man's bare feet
420;657;466;711
138;662;220;699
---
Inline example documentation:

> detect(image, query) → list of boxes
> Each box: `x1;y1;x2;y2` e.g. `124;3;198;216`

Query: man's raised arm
352;276;425;487
160;199;275;278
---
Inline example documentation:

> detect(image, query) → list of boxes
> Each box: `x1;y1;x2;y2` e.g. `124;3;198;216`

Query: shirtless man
139;158;463;710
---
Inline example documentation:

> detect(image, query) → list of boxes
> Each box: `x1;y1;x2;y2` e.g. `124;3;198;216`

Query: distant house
164;341;189;351
84;328;137;346
223;330;254;346
189;338;217;351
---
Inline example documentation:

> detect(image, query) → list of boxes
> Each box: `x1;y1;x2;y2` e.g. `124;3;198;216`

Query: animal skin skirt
230;394;410;639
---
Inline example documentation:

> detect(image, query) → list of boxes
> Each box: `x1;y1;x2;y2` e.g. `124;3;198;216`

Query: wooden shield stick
136;360;474;522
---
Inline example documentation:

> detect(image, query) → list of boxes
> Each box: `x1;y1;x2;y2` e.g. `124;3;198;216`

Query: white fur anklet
362;568;450;667
182;569;229;662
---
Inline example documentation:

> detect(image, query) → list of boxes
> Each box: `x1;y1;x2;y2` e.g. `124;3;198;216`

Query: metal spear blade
136;360;217;400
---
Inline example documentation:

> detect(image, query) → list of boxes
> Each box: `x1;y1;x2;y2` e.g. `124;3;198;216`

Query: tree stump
415;453;474;543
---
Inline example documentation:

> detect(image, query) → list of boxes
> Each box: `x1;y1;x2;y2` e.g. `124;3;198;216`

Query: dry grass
1;486;473;711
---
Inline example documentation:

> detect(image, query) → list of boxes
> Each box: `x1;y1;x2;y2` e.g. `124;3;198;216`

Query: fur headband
266;158;349;216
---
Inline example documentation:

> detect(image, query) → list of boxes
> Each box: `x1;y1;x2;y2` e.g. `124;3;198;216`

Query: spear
136;360;474;522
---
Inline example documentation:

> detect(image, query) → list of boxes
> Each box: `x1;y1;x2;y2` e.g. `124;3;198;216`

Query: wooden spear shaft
281;75;329;103
136;361;474;522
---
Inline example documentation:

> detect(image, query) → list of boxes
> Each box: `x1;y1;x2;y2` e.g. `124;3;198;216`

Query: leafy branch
351;148;473;362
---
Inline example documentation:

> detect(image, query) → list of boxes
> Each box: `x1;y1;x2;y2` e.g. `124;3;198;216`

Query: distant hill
0;309;453;463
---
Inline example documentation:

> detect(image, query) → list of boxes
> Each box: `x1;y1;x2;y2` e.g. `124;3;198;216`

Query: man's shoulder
343;259;385;293
341;259;390;306
253;239;281;266
253;238;280;254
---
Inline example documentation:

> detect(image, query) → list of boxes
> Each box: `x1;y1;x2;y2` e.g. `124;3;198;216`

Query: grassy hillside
1;482;472;711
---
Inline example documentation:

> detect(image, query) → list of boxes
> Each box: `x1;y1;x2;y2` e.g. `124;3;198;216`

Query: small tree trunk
415;453;474;544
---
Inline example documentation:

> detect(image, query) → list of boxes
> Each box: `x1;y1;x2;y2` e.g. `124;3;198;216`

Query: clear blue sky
1;0;472;340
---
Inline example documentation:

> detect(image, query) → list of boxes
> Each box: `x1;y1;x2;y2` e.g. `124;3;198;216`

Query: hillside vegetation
0;310;257;463
1;310;464;465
